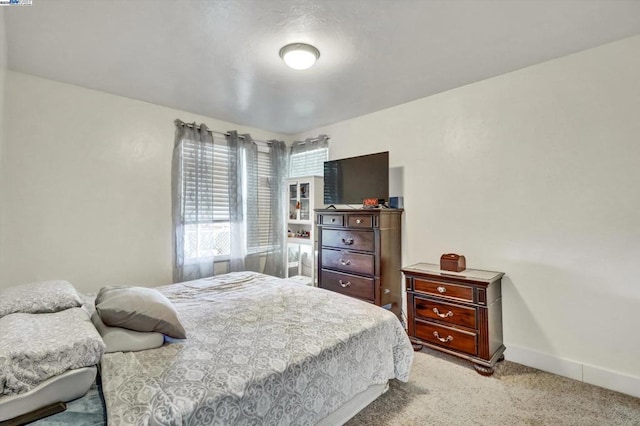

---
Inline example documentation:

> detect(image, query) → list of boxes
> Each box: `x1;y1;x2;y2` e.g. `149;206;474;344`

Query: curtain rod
292;135;330;144
176;120;272;145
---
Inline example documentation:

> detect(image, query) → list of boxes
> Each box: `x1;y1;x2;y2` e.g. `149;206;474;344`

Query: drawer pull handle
437;286;447;293
339;259;351;266
341;237;354;245
331;218;336;222
356;219;362;224
433;308;453;318
433;331;453;343
338;280;351;288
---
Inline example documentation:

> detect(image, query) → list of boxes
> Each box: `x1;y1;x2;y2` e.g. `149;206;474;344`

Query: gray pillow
0;280;83;318
95;286;186;339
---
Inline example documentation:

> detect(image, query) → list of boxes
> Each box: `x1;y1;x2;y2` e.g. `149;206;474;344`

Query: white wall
1;72;287;293
295;36;640;392
0;9;7;291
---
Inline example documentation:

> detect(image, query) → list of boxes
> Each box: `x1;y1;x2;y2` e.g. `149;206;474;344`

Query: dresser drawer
413;296;477;329
414;319;477;356
322;229;374;252
414;279;474;303
320;270;374;301
347;215;374;228
320;214;344;226
321;249;375;276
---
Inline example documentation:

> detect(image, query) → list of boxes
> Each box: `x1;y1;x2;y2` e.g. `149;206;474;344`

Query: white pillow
91;312;164;353
0;280;83;318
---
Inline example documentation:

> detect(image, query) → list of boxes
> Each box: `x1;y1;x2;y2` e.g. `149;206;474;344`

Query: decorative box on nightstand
402;262;505;376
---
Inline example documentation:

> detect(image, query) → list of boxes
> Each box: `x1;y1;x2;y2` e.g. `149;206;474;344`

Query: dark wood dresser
402;263;505;376
316;209;403;317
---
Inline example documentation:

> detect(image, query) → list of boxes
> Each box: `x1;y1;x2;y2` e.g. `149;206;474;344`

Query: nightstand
402;262;505;376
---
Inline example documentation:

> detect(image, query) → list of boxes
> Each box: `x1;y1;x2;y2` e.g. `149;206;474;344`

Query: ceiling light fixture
279;43;320;70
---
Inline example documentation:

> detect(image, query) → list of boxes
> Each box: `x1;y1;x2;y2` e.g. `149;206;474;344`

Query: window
289;147;328;178
182;137;231;260
181;137;274;261
251;149;273;254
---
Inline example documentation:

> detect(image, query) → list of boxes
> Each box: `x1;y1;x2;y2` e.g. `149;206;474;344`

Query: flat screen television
323;151;389;205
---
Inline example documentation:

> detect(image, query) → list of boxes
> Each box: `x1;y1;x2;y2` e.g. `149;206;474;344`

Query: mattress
100;271;413;425
316;382;388;426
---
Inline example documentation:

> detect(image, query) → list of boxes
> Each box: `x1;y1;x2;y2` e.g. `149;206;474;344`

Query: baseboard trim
505;345;640;399
583;364;640;399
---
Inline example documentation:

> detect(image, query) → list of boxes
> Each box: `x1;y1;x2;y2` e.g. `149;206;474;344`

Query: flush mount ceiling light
279;43;320;70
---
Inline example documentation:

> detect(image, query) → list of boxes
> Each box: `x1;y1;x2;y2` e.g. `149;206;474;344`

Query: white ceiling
5;0;640;135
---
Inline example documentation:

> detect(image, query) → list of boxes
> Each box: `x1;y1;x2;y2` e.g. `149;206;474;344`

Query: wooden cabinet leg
473;363;494;376
412;343;423;351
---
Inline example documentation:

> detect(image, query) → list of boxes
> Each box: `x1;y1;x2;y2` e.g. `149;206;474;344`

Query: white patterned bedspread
0;307;105;396
101;272;413;425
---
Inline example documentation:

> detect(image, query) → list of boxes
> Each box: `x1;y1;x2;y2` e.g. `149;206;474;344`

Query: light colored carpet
347;348;640;426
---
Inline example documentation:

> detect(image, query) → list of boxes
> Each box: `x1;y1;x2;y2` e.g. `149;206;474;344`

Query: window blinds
252;150;272;251
181;138;230;224
182;135;274;256
289;148;328;178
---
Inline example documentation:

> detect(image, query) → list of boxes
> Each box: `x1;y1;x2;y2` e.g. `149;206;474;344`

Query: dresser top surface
315;208;404;213
401;262;504;282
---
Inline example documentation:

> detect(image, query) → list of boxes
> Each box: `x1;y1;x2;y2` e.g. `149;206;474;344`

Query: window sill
184;255;230;265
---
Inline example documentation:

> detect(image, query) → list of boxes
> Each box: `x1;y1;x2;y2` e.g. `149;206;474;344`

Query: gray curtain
226;131;259;272
171;120;216;282
173;123;288;280
264;140;288;277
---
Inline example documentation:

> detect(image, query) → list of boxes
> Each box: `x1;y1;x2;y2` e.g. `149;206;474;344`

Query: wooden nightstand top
401;262;504;283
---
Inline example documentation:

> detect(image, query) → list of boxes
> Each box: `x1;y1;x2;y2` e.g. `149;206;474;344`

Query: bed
100;271;414;425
